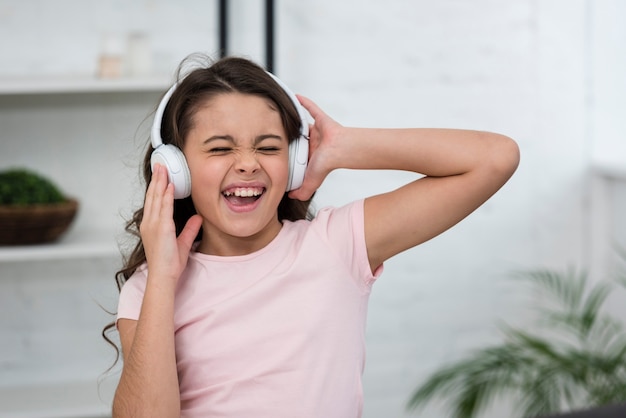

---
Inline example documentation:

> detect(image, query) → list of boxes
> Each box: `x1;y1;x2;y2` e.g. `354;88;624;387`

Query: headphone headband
150;72;310;149
150;82;178;149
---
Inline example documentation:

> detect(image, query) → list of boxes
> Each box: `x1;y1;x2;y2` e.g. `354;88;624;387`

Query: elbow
486;133;520;180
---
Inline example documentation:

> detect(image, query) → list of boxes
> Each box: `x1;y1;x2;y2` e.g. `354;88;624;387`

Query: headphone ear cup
286;135;309;191
150;144;192;199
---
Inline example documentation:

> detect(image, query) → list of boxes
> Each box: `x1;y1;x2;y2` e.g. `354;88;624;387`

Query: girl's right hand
139;164;203;284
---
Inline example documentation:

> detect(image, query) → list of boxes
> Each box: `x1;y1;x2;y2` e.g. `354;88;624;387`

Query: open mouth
222;187;265;206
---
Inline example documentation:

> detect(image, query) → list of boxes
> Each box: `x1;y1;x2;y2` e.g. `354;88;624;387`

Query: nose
234;150;260;174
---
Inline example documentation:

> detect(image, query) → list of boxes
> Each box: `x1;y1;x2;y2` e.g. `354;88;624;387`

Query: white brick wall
0;1;624;417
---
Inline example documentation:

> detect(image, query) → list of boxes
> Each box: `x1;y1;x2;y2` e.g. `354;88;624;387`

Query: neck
196;220;282;257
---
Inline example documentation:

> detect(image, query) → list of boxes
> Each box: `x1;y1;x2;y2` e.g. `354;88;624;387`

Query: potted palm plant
0;168;78;245
407;266;626;417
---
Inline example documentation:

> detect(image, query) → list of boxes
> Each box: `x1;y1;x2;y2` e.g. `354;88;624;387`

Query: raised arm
290;95;520;272
113;165;202;418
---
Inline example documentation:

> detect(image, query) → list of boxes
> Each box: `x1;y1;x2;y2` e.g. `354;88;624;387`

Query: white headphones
150;72;310;199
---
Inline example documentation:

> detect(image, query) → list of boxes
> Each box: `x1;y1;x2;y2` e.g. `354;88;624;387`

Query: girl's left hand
288;95;343;201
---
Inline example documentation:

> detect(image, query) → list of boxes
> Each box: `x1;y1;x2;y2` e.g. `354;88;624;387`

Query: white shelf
0;75;171;95
0;229;120;263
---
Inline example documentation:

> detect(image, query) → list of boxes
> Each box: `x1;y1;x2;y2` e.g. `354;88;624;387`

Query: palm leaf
516;269;612;343
407;266;626;417
407;344;529;417
516;268;586;312
579;282;612;338
518;367;577;417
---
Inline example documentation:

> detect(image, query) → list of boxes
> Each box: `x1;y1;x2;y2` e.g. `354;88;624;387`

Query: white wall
0;0;624;417
589;0;626;164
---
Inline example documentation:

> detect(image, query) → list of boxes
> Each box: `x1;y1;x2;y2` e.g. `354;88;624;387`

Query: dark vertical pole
219;0;228;58
265;0;275;72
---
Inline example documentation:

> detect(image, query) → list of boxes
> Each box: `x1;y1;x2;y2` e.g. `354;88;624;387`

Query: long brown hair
102;54;315;362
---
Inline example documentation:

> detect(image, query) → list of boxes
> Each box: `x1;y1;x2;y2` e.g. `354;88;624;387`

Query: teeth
223;188;263;197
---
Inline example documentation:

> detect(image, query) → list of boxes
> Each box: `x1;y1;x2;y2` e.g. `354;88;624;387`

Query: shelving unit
0;74;169;270
0;229;119;263
0;75;172;96
0;75;168;418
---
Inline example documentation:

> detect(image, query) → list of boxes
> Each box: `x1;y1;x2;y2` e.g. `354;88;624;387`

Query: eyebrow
202;134;284;146
203;135;233;145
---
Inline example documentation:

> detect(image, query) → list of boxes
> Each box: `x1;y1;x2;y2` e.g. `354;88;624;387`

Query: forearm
113;279;180;418
330;127;518;178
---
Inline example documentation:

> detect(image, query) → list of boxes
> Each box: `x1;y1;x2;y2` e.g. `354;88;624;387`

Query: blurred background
0;0;625;417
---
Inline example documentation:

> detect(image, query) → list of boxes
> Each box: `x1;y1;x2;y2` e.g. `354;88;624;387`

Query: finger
287;189;305;201
287;174;317;201
177;214;203;251
288;187;313;202
296;94;323;121
153;165;168;203
160;181;175;223
144;165;169;226
143;164;162;220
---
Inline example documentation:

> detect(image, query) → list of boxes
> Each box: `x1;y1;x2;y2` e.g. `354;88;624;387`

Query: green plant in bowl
0;168;78;245
0;168;66;206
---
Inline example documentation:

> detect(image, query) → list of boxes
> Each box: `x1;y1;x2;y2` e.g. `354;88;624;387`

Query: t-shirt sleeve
116;264;148;324
312;199;383;288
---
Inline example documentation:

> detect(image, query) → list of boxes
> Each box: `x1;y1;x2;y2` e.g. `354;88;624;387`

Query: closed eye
209;147;232;154
257;146;281;154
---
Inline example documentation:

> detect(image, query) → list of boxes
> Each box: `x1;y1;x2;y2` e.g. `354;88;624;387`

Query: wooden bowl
0;198;79;245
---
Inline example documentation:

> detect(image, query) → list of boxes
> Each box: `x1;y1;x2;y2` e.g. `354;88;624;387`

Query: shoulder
280;200;365;245
120;263;148;292
302;199;378;284
117;263;149;321
286;199;367;257
304;199;365;231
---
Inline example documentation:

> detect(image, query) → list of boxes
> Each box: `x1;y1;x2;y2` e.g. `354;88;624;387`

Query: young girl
109;55;519;417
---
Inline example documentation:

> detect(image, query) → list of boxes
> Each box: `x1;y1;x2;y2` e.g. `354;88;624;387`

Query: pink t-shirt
117;200;382;417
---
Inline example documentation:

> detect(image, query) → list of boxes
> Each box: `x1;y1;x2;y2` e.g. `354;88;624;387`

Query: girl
109;55;519;417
